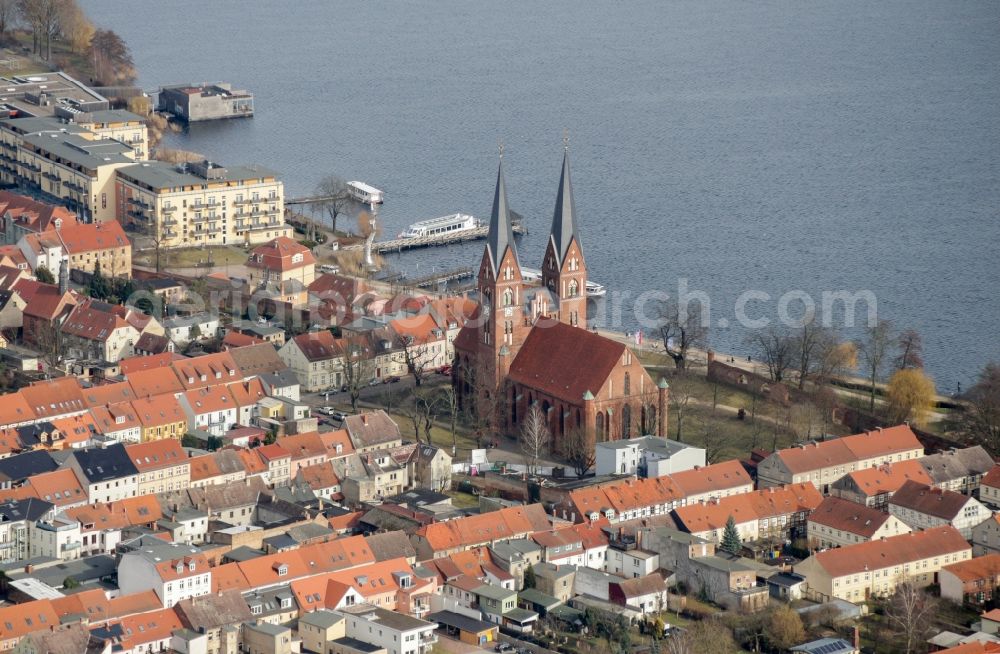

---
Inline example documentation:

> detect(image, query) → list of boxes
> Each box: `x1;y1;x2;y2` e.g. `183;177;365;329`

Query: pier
405;267;475;288
374;217;527;254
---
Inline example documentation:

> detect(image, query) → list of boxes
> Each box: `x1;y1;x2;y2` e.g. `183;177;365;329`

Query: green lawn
134;245;250;269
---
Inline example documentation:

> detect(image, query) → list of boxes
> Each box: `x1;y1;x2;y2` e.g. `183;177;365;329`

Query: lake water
82;0;1000;391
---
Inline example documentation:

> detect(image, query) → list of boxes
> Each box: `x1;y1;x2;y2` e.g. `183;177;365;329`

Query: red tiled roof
941;553;1000;583
125;439;187;472
290;330;342;362
673;483;823;533
807;496;895;537
799;525;970;579
246;236;315;272
774;425;923;474
888;480;975;520
416;504;551;555
838;459;934;498
506;321;629;403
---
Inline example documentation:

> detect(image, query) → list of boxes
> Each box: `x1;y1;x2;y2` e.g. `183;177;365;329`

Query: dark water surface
82;0;1000;390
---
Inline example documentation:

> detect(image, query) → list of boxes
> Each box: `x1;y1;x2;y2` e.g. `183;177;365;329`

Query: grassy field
134;245;250;269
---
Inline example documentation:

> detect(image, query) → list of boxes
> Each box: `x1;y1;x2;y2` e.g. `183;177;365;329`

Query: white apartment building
341;604;438;654
118;543;212;607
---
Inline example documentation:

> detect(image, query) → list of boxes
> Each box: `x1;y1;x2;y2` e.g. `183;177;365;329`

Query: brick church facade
453;147;668;453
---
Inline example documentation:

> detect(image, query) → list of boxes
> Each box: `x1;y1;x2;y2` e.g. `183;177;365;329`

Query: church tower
541;140;587;327
475;147;527;387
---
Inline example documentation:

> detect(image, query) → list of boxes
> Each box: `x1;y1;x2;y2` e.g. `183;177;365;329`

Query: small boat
347;181;384;205
398;213;479;238
521;267;606;298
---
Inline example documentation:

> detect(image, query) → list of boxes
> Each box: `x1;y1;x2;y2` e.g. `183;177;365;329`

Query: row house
118;542;213;607
278;329;343;392
178;385;238;436
603;530;660;579
671;483;824;546
125;438;190;495
940;553;1000;606
982;466;1000;509
132;394;188;442
973;514;1000;557
171;351;243;390
756;425;925;491
918;446;995;495
17;468;88;510
0;498;53;563
188;449;247;489
888;480;991;539
0;190;78;245
829;459;933;509
411;504;552;561
89;401;142;444
794;525;972;603
807;496;912;549
64;442;140;504
256;443;292;487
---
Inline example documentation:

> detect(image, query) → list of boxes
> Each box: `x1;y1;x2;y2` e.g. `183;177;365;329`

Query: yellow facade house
115;160;290;249
794;525;971;603
133;394;189;442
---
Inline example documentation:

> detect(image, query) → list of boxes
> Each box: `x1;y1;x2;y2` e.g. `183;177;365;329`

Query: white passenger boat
520;267;606;298
398;213;479;238
347;181;384;205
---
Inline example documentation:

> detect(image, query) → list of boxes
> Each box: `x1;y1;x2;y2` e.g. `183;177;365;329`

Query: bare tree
18;0;70;60
401;336;431;387
33;319;64;377
857;318;895;413
0;0;19;39
316;176;352;235
655;298;708;370
884;581;938;654
562;427;595;478
668;372;696;442
792;323;850;389
340;339;375;412
438;385;460;456
519;404;550;477
750;326;795;383
89;27;136;85
961;362;1000;454
895;329;924;370
665;619;739;654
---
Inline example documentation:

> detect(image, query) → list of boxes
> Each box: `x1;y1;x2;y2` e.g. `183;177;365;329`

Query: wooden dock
406;267;475;288
374;218;526;254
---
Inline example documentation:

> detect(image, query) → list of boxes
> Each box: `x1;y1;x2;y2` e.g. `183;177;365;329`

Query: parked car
330;411;349;422
383;376;401;384
494;644;514;653
438;365;452;375
368;378;381;387
318;406;335;415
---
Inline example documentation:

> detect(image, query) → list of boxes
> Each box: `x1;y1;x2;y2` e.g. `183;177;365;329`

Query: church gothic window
623;372;631;395
568;279;579;297
503;289;513;307
622;404;632;438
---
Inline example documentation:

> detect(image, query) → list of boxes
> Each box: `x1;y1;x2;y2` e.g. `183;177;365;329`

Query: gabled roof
89;401;142;434
807;496;896;537
182;384;237;416
983;464;1000;490
798;525;969;579
940;552;1000;583
0;191;77;233
81;381;138;407
125;439;187;472
920;446;996;485
343;410;401;450
19;377;86;419
673;483;823;533
171;351;242;389
888;480;975;520
126;367;184;397
61;300;132;342
834;459;933;497
289;330;342;362
671;460;753;498
278;431;327;461
246;236;315;272
507;321;632;404
547;148;582;267
20;282;75;320
53;220;129;254
484;157;517;276
132;333;172;356
68;443;138;483
228;342;285;377
415;504;551;555
20;468;86;507
131;394;186;428
0;449;58;482
771;425;924;474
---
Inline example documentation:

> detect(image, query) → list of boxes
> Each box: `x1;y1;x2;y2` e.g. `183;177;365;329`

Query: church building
453;145;668;454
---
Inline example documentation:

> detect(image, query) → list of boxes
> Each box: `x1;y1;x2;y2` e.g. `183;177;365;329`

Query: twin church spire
479;138;587;330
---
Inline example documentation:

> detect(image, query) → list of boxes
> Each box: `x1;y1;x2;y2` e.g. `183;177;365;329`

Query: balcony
161;204;177;213
162;218;178;227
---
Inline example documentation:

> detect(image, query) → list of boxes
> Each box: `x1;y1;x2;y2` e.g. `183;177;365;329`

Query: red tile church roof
507;321;627;403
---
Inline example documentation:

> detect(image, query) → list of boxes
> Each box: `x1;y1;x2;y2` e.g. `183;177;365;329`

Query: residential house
177;385;238;436
609;572;670;615
794;526;972;603
63;443;140;503
256;444;292;487
297;610;346;654
118;542;212;607
60;299;139;363
807;496;912;549
339;604;438;654
411;504;552;561
18;468;87;509
981;466;1000;509
919;446;995;495
344;411;403;454
246;237;316;305
125;439;190;495
0;191;78;245
595;436;706;478
88;401;142;444
0;498;53;563
474;584;537;633
277;330;343;392
888;480;991;539
973;515;1000;556
830;459;935;509
164;313;220;347
50;220;132;278
671;483;824;546
174;590;253;654
132;394;188;442
171;351;242;390
0;288;25;330
604;530;660;578
685;554;770;613
940;553;1000;606
756;425;925;490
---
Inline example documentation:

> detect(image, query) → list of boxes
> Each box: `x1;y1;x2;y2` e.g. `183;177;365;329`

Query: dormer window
279;597;292;609
175;562;183;574
188;561;196;571
291;253;303;264
275;563;288;576
200;374;207;381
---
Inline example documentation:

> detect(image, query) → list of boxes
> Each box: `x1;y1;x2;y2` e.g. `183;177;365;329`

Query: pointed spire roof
485;154;518;276
548;146;581;266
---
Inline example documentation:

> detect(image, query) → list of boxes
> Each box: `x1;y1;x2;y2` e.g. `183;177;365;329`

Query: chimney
361;414;368;426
